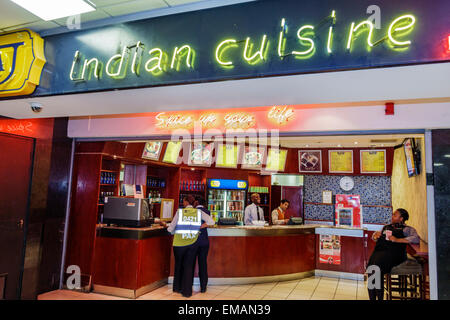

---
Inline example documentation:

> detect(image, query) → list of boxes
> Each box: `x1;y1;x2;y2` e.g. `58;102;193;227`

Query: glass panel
271;174;303;186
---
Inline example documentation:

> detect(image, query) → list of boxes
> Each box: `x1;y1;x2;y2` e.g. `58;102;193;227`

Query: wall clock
339;176;355;191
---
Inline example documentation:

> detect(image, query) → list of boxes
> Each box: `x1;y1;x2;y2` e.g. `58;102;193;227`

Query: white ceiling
0;0;253;33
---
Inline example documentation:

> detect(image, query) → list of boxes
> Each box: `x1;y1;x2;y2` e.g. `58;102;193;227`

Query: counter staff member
244;193;265;225
366;208;420;300
194;196;212;293
167;196;215;297
271;199;290;225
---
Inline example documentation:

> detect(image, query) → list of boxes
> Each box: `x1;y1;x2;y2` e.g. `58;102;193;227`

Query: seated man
366;208;420;300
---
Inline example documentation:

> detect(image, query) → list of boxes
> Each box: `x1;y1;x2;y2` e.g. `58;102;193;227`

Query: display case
207;179;247;223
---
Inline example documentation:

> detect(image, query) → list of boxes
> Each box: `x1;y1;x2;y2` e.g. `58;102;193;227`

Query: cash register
287;217;303;225
103;197;154;227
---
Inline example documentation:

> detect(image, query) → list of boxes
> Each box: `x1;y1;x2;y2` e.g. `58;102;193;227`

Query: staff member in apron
167;197;215;297
366;208;420;300
271;199;290;225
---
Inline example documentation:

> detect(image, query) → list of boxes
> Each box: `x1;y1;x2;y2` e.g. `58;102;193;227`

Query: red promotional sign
335;194;362;228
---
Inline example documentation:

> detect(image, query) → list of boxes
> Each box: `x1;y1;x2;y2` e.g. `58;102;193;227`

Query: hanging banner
216;144;240;168
266;148;288;172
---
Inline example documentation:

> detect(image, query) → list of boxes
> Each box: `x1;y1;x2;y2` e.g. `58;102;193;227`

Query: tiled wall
303;175;392;224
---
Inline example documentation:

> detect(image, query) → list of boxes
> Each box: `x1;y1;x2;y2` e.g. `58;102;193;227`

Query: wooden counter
92;224;373;297
92;225;172;298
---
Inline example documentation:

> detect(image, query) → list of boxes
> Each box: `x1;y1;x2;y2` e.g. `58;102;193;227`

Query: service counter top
97;224;169;240
96;224;368;239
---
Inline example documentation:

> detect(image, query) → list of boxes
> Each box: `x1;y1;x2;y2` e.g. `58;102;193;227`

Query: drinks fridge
207;179;248;223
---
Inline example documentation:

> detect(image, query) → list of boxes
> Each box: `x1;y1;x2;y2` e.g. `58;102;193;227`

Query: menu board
299;150;322;173
242;146;265;170
188;142;213;166
360;150;386;173
142;141;162;160
216;144;240;168
265;148;288;172
162;141;182;164
319;234;341;265
329;150;353;173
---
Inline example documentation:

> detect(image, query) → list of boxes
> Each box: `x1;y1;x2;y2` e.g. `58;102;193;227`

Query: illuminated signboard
0;29;46;97
21;0;450;98
208;179;247;190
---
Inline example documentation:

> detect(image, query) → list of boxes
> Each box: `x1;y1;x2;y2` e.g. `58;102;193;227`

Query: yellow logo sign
210;180;220;188
237;181;247;189
0;29;46;97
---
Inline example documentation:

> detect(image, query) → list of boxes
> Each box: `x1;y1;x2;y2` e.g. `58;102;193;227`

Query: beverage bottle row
147;177;165;188
180;180;205;192
249;186;269;193
101;172;116;185
149;191;161;203
228;201;243;211
208;202;223;211
227;191;243;200
99;191;114;204
208;190;223;200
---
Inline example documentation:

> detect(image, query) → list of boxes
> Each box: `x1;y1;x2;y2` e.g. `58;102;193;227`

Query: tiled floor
38;276;370;300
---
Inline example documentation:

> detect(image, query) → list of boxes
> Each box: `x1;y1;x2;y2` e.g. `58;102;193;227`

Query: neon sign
69;13;417;83
268;106;295;125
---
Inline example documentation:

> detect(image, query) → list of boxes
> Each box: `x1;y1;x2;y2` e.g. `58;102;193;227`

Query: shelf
226;200;244;202
101;170;118;173
100;184;117;186
98;203;104;206
180;190;206;193
147;186;165;189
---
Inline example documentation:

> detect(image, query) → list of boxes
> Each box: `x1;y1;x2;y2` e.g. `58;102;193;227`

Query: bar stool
385;257;425;300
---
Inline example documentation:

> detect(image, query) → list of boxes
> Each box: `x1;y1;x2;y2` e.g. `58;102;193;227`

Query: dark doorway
0;133;35;299
271;185;304;221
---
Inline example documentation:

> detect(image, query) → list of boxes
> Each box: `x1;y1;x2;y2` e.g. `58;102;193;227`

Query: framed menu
162;141;182;164
360;149;386;174
188;142;213;167
216;144;240;168
160;198;174;221
242;146;266;170
329;150;353;173
265;148;288;172
299;150;322;173
142;141;162;160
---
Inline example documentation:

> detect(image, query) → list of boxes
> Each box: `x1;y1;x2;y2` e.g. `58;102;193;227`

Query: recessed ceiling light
354;141;358;145
444;154;450;158
337;144;342;147
434;163;444;167
305;144;309;147
11;0;96;21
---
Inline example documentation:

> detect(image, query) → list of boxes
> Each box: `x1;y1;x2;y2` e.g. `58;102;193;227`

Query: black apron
367;223;408;274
